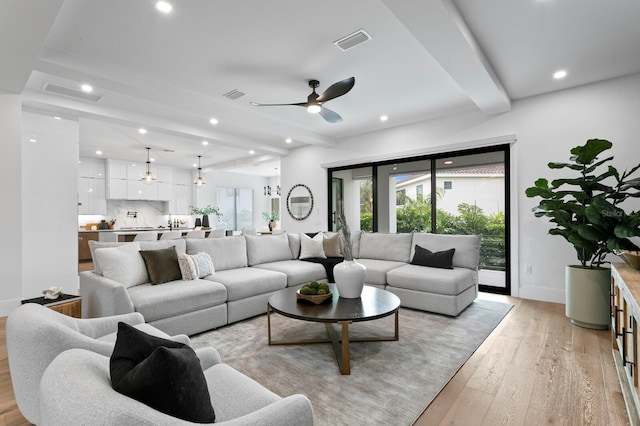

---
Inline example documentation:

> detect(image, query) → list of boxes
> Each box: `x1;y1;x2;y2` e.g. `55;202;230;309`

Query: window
328;144;510;295
396;189;407;206
217;187;253;231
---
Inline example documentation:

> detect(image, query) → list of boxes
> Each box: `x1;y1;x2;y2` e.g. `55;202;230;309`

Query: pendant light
263;167;281;196
141;147;156;184
193;155;206;186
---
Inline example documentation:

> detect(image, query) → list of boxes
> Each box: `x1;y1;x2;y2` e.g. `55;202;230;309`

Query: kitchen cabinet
127;180;157;200
171;184;192;214
78;231;99;261
611;262;640;425
78;177;106;215
158;181;173;201
106;159;127;180
79;158;105;179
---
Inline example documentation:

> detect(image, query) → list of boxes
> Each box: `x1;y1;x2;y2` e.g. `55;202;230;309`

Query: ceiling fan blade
250;101;307;107
316;77;355;103
319;106;343;123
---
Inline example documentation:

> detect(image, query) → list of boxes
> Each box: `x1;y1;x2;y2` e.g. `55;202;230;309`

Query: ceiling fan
250;76;355;123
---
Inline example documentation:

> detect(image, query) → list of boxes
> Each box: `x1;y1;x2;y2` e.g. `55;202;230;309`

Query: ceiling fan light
307;104;321;114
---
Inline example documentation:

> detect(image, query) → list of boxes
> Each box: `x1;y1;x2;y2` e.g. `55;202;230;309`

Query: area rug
191;299;512;426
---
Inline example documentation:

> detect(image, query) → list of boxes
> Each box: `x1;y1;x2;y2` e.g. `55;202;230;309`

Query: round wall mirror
286;184;314;221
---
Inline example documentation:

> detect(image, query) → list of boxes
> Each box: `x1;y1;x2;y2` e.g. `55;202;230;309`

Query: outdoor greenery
357;176;505;270
525;138;640;268
395;199;506;270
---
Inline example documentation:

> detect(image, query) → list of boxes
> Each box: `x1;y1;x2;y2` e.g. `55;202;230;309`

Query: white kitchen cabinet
78;177;106;214
127;179;157;200
107;179;127;199
79;158;106;179
126;163;144;181
171;184;192;214
156;165;173;183
106;159;128;180
158;181;173;201
173;168;193;186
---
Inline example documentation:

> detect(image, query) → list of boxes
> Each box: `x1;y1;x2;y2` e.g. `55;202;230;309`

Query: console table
611;262;640;425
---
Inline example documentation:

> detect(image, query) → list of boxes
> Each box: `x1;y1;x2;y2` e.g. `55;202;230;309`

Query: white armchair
6;303;220;425
40;349;314;426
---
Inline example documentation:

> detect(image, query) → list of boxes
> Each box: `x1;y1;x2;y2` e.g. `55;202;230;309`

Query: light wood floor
0;293;629;426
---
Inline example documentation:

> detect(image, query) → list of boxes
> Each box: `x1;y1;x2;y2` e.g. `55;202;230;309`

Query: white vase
333;260;366;298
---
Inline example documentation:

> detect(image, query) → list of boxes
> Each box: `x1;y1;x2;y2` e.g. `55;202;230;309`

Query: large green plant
525;139;640;268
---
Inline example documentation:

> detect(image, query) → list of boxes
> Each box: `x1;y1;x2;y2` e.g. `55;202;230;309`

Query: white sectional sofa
80;231;481;336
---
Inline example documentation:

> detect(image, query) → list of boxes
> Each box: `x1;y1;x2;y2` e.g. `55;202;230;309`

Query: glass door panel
435;151;507;289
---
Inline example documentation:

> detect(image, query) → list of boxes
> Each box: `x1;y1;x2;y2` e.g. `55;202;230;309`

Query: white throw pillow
299;233;326;259
94;243;148;288
178;252;215;280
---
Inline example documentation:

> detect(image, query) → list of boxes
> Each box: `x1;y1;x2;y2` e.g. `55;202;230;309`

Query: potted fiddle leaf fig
525;138;640;329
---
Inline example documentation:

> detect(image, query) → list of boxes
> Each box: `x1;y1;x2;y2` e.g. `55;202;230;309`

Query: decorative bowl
616;250;640;270
296;289;333;304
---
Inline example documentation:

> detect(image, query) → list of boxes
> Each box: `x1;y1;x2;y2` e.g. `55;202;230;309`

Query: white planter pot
333;260;366;298
565;265;611;330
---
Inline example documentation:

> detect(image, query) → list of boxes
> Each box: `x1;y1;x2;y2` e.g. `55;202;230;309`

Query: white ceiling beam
382;0;511;114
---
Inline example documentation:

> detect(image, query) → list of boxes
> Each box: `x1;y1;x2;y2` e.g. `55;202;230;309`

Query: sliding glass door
328;145;509;295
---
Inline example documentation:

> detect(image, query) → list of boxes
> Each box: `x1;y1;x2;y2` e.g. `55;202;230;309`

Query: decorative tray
296;289;333;304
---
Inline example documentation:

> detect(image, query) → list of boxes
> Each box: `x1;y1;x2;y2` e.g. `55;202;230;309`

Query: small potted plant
525;138;640;329
262;210;279;231
191;205;221;228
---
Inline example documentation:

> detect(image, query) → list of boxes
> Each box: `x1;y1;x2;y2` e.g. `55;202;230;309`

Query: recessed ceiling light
96;150;102;155
155;1;172;13
81;84;93;93
553;70;567;79
29;138;37;143
53;116;61;120
380;115;388;122
150;158;155;162
193;163;198;168
249;150;255;155
131;163;136;167
285;138;292;143
209;118;219;125
202;141;209;146
138;128;147;134
444;160;454;165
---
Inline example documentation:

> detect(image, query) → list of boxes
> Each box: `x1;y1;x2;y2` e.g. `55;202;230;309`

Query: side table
21;294;82;318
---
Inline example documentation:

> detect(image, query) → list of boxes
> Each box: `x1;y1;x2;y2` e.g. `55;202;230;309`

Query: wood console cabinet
611;262;640;424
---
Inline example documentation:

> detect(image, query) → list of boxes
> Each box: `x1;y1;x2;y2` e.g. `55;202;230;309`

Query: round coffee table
267;284;400;375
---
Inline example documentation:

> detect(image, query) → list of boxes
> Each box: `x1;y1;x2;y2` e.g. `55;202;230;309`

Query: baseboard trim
518;286;565;304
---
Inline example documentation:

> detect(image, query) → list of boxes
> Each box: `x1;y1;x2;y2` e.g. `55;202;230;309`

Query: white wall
281;73;640;304
21;112;80;303
0;95;24;315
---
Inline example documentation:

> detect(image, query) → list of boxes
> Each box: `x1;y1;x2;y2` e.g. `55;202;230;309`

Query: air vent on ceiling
333;29;372;51
162;149;175;153
42;83;102;102
223;89;246;100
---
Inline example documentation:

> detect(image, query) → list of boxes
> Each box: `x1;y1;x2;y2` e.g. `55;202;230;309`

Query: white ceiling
5;0;640;175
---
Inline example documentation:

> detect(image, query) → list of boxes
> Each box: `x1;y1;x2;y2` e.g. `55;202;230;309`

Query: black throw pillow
411;245;456;269
139;246;182;284
110;322;215;423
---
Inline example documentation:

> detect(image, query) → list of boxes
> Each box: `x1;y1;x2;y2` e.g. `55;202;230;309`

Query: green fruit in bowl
308;281;319;289
317;289;327;295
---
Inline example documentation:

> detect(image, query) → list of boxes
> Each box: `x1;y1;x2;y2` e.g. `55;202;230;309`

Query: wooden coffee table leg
340;321;350;375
